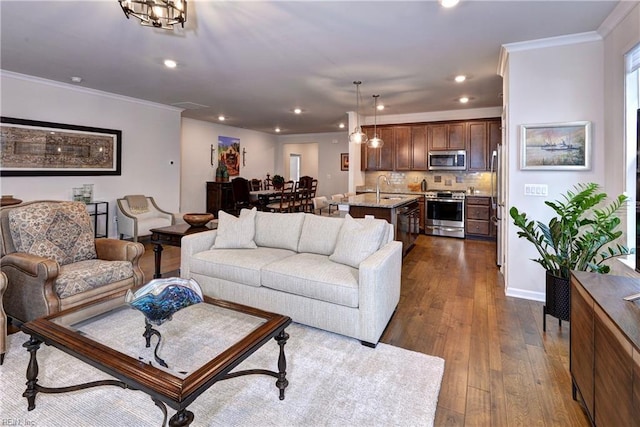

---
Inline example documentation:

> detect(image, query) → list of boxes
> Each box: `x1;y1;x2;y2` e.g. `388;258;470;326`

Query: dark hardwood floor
136;235;590;426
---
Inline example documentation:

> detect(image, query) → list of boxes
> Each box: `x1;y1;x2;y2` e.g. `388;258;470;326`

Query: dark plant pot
543;271;571;331
273;182;284;190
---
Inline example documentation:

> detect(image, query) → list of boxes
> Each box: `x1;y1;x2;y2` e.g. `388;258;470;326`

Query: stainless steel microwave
428;150;466;170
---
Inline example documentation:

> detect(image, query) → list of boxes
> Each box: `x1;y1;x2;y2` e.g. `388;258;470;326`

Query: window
624;43;640;269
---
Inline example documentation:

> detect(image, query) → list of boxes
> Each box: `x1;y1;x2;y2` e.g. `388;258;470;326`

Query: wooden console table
570;271;640;425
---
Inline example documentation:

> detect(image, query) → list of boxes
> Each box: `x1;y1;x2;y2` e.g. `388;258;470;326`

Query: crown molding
597;1;639;38
0;70;184;112
501;31;602;54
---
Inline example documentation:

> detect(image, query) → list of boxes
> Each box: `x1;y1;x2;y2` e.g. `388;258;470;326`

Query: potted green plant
272;174;285;189
510;182;633;329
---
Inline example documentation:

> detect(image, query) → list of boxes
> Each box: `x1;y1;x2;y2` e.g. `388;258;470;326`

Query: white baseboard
505;287;545;303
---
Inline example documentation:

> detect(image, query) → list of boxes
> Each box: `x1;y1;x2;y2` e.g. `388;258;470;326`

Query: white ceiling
0;1;620;135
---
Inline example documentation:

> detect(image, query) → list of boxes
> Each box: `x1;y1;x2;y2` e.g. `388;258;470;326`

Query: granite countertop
333;193;421;208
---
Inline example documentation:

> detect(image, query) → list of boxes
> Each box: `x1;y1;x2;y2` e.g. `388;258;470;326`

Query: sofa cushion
329;214;388;268
254;211;305;251
190;247;296;287
261;253;359;308
55;259;133;298
8;201;97;266
214;208;257;249
297;214;343;256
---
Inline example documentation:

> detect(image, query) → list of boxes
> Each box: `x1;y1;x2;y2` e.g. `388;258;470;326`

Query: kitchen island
331;193;421;256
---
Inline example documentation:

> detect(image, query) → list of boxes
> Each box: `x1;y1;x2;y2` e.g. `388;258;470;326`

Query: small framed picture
340;153;349;171
520;121;591;170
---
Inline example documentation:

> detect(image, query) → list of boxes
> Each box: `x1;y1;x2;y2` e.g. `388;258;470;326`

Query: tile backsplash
363;171;493;194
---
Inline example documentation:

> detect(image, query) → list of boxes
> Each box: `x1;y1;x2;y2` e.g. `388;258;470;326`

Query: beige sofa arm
180;230;218;279
1;252;61;321
358;240;403;343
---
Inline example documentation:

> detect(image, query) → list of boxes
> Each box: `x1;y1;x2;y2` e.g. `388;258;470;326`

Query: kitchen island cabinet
333;193;420;257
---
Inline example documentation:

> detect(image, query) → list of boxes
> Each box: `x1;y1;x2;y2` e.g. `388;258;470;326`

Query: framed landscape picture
0;117;121;176
520;121;591;170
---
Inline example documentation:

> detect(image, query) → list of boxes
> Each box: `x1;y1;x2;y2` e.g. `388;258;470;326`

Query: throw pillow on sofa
329;214;388;268
213;207;258;249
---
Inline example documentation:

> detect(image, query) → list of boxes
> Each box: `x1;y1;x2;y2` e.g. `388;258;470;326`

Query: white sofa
180;209;402;346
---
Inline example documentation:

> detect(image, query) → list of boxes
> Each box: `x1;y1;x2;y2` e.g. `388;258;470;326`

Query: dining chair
250;179;263;191
231;177;253;214
266;180;295;213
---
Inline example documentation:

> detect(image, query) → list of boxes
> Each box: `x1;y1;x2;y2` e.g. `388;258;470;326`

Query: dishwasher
396;202;420;256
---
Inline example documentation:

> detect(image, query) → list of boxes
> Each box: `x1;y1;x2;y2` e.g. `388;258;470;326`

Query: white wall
277;132;349;197
604;4;640;200
0;71;182;238
180;118;278;213
502;36;606;301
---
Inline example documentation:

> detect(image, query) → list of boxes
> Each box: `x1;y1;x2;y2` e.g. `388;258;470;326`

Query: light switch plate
524;184;548;196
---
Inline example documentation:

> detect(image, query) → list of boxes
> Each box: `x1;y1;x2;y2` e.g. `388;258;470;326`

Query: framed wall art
0;117;121;176
520;121;591;170
340;153;349;171
218;135;240;176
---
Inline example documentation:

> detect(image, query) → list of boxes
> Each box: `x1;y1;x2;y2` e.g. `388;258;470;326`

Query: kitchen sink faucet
376;174;389;201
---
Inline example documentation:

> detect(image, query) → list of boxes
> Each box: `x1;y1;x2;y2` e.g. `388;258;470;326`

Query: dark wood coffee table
20;296;291;426
150;222;217;278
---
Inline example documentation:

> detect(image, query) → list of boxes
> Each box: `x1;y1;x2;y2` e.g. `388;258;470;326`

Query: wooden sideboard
570;271;640;426
206;181;234;218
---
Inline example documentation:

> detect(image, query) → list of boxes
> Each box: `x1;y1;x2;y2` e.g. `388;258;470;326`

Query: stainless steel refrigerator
491;143;503;267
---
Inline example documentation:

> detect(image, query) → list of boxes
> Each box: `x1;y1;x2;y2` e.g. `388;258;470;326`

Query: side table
84;201;109;238
149;222;217;278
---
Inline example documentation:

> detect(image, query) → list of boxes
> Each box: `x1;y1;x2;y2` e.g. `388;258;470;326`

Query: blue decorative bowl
126;278;203;325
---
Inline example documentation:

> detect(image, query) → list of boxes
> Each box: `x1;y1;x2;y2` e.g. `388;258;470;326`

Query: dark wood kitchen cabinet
206;181;234;218
468;119;501;171
411;125;428;171
361;126;395;171
570;272;640;427
465;196;495;240
428;122;466;151
394;126;412;171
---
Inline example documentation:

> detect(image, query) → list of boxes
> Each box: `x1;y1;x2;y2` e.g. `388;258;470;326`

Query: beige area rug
1;323;444;426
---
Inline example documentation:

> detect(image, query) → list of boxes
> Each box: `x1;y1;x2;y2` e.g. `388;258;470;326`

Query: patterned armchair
0;201;145;323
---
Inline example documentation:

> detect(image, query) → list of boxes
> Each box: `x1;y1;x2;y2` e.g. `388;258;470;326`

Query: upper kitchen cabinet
361;126;396;171
394;126;412;171
468;118;501;172
428;122;466;151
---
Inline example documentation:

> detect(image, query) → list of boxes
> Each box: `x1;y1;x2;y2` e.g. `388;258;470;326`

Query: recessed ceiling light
338;123;345;129
275;127;281;133
293;108;302;115
70;76;83;83
459;97;469;103
218;115;225;121
164;59;177;68
454;75;466;83
440;0;460;8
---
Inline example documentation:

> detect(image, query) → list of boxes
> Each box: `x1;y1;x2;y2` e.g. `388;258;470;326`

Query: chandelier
119;0;187;30
348;81;368;145
367;95;384;149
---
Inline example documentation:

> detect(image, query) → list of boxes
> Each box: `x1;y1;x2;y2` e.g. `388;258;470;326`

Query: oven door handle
426;225;463;232
426;198;462;203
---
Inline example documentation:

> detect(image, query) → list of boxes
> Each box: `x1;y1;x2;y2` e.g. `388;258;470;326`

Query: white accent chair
116;195;174;242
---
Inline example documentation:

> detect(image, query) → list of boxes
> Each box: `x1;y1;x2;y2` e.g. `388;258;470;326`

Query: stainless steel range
424;190;466;238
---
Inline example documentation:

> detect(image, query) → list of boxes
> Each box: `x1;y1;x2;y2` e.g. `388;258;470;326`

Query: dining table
249;188;313;211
